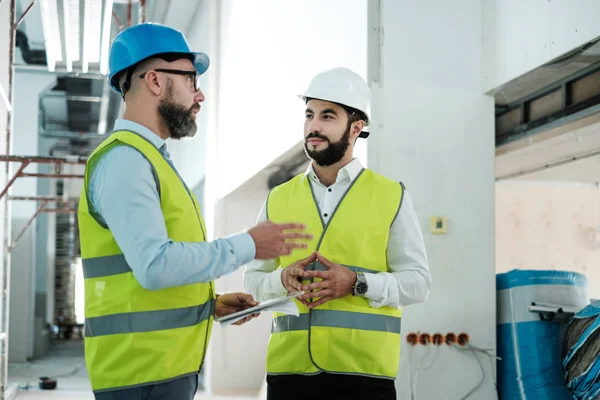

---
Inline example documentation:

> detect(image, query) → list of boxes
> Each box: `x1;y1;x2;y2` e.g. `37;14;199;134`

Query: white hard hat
298;67;371;138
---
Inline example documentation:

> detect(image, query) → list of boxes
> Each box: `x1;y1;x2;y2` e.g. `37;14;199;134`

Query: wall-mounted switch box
430;216;448;234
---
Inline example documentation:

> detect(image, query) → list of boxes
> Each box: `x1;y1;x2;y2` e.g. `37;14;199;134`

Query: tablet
214;291;304;323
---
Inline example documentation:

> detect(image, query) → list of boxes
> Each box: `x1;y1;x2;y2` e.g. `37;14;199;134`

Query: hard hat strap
120;66;137;99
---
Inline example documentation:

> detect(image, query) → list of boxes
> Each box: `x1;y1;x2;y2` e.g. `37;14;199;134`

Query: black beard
158;86;199;139
303;126;351;167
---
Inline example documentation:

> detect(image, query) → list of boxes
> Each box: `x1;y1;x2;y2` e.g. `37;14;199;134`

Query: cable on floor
17;364;84;391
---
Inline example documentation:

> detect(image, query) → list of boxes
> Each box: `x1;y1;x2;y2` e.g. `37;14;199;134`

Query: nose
194;88;205;103
306;118;321;134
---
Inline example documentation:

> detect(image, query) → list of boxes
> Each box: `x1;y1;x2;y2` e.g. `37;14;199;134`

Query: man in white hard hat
243;67;432;400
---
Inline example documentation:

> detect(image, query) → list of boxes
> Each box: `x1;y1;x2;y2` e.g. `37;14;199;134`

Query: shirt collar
112;119;166;152
305;158;364;185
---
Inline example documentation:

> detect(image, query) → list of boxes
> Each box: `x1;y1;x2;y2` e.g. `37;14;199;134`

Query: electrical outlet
445;333;457;345
430;216;448;234
406;333;419;346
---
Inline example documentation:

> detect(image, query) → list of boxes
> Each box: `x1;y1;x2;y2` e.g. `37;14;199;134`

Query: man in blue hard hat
78;23;311;400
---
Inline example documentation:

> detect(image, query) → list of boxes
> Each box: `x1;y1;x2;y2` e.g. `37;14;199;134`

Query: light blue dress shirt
87;119;256;290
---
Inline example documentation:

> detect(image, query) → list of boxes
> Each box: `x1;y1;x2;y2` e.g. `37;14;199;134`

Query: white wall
8;218;35;362
483;0;600;92
496;181;600;298
6;71;57;362
206;139;308;395
215;0;367;198
207;172;271;396
12;71;55;215
369;1;496;399
162;0;211;191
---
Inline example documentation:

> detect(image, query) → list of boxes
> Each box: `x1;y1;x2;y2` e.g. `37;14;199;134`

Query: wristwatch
352;272;368;296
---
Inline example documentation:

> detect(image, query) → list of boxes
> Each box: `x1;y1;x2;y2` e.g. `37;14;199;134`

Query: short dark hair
304;97;368;126
339;104;368;127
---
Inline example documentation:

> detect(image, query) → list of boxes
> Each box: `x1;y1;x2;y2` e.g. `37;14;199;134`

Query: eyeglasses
139;68;201;92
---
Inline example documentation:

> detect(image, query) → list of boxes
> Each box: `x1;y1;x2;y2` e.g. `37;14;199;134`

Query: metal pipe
15;0;38;29
39;129;105;139
42;92;102;102
0;162;28;204
127;0;132;26
40;208;77;213
0;156;86;202
1;0;17;394
5;0;16;182
8;201;47;252
15;64;106;78
112;11;125;30
19;173;84;179
8;196;74;202
139;0;146;23
0;155;87;165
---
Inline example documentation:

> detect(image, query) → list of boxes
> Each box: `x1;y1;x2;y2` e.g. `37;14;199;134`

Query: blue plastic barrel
497;269;588;400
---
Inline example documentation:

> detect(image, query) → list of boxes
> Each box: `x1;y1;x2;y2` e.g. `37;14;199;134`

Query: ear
351;120;365;140
143;71;163;96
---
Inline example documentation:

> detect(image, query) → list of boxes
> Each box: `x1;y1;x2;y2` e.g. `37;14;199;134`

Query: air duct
15;29;47;65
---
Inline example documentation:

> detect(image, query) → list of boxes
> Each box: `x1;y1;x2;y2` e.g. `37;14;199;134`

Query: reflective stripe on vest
272;310;401;334
265;168;403;379
85;301;214;337
82;254;131;279
78;130;214;392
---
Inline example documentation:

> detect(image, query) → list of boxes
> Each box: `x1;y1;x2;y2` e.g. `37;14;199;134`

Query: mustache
305;132;329;142
190;104;200;113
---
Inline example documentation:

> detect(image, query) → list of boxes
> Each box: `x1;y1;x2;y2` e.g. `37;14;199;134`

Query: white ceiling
496;112;600;183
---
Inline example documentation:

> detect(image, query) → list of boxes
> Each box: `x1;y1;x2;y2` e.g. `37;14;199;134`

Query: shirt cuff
270;268;288;296
227;232;256;265
364;272;386;304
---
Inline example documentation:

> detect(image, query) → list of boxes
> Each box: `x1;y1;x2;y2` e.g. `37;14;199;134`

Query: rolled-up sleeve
88;145;256;290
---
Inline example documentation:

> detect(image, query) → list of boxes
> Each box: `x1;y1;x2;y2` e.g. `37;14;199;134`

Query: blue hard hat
108;23;210;93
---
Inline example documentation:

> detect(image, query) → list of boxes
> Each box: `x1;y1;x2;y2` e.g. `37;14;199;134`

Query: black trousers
267;373;396;400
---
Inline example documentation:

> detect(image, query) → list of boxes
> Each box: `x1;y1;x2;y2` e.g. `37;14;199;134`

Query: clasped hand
281;251;357;308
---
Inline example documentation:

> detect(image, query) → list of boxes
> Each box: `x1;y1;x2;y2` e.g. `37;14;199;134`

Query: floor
7;340;258;400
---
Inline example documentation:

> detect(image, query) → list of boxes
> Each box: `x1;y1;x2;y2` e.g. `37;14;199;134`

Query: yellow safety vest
265;168;404;379
78;130;215;393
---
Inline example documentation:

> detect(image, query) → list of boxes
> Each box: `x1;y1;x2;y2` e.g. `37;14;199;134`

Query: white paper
217;292;302;328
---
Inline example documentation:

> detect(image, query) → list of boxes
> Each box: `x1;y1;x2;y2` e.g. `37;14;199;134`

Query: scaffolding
0;0;148;396
0;0;87;397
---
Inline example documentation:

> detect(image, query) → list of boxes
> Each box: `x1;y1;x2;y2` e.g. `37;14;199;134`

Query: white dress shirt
243;158;432;309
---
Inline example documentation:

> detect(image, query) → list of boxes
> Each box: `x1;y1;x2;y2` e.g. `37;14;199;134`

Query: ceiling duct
15;29;47;65
495;37;600;147
38;76;121;140
495;38;600;107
